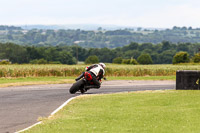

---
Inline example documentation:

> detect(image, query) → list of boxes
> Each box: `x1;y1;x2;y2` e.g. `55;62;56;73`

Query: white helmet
99;63;106;69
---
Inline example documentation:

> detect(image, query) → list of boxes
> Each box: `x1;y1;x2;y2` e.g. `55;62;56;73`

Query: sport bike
69;72;105;94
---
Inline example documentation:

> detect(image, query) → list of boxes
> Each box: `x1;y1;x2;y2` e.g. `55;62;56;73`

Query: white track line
50;96;79;117
16;95;81;133
15;122;42;133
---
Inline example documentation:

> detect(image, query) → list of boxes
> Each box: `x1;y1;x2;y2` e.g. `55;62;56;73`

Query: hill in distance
19;24;164;31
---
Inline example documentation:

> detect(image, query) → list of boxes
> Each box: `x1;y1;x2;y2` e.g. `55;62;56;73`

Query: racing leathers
85;64;105;88
75;64;105;89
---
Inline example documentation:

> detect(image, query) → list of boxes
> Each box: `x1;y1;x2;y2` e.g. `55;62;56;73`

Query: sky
0;0;200;28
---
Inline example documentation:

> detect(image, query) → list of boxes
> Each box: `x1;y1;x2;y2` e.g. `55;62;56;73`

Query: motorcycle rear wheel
69;79;85;94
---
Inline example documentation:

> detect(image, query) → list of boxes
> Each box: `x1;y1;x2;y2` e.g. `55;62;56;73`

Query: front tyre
69;79;85;94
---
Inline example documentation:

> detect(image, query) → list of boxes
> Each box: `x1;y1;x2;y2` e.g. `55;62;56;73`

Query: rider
75;62;106;89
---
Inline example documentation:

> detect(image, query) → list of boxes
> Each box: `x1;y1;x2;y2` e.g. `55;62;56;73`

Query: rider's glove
85;67;89;71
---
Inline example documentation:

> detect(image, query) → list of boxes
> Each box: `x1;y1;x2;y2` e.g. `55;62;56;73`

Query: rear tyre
69;79;85;94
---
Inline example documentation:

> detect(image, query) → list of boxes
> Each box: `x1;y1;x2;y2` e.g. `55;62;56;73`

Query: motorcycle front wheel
69;79;85;94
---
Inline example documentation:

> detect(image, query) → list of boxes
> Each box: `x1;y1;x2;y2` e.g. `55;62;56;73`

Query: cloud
0;0;200;28
130;4;200;28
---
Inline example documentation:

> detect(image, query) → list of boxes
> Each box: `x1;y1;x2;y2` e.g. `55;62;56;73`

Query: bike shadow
75;92;94;95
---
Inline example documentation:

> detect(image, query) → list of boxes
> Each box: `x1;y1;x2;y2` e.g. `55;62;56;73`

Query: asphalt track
0;80;175;133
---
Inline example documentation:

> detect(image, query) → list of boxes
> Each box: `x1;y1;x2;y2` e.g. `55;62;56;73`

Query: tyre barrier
176;70;200;90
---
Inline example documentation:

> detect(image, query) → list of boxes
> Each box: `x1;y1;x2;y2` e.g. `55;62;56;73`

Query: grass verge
0;76;175;87
24;90;200;133
107;76;175;80
0;77;75;87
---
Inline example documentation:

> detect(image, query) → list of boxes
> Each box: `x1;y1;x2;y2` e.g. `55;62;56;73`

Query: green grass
0;77;73;83
0;77;75;87
0;76;175;87
107;75;175;80
24;90;200;133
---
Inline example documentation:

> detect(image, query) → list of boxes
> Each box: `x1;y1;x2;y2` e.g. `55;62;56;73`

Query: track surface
0;80;175;133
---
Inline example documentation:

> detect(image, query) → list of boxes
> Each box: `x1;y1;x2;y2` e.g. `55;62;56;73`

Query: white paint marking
15;95;81;133
50;96;79;117
15;122;42;133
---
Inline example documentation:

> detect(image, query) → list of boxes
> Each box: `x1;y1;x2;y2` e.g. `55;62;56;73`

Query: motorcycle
69;72;106;94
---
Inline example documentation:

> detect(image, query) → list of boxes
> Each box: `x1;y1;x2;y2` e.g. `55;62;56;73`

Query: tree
130;58;138;65
122;59;131;64
112;57;122;64
162;41;171;51
58;51;77;64
150;52;160;64
177;43;189;52
172;52;189;64
172;26;179;30
137;53;153;64
44;47;60;62
137;27;142;31
192;53;200;63
30;58;48;64
122;58;138;65
138;43;153;51
98;48;115;63
124;50;140;59
159;50;176;64
0;60;11;64
128;42;139;50
85;55;99;64
4;43;28;63
26;46;44;61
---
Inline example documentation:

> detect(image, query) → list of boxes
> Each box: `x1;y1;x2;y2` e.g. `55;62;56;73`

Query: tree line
1;25;200;48
0;41;200;64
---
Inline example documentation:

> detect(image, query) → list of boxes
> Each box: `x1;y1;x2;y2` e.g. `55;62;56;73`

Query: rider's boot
75;72;85;81
80;88;87;94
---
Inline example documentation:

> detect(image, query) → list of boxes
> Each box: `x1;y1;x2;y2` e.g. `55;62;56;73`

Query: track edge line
15;95;81;133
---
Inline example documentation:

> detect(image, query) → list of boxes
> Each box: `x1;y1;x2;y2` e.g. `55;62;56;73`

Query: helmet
99;63;106;69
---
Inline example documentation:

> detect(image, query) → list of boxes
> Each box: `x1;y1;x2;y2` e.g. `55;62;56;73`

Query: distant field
0;64;200;78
